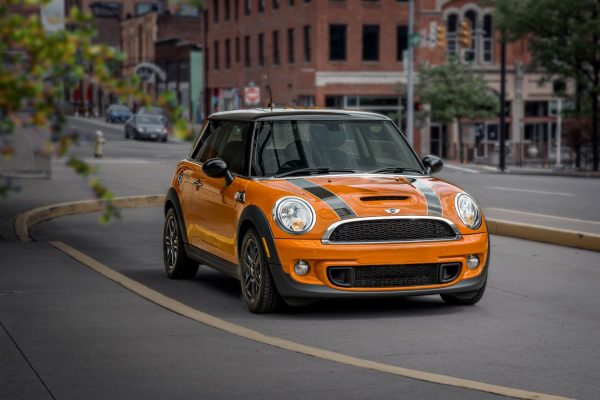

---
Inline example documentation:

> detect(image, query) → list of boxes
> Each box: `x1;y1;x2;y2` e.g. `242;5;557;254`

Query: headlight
454;193;482;229
139;127;146;132
273;196;316;235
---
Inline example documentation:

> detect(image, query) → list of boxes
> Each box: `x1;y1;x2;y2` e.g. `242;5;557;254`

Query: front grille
326;218;458;243
328;263;461;288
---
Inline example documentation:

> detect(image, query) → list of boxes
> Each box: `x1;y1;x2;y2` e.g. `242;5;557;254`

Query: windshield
136;115;163;125
251;120;423;177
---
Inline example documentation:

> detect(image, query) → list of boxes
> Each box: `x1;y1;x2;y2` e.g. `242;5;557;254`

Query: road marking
443;164;480;173
486;208;600;226
485;186;575;197
48;239;572;400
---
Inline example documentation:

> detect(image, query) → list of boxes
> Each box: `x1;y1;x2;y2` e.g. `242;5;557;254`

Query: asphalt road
30;207;600;399
3;117;598;399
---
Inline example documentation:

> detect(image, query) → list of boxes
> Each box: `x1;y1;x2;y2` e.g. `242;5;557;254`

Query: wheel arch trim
237;205;281;265
165;188;189;244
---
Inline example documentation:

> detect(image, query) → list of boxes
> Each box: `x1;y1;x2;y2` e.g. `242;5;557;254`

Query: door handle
192;180;203;188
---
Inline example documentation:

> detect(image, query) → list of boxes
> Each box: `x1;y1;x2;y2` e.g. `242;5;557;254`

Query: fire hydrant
94;130;105;158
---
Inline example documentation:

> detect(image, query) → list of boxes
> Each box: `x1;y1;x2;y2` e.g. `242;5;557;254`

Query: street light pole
499;33;507;172
406;0;414;146
556;97;562;167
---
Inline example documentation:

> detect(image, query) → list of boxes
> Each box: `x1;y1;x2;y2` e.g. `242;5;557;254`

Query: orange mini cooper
163;109;489;313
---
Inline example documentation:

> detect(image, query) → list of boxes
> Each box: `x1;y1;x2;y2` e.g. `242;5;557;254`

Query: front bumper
268;233;489;299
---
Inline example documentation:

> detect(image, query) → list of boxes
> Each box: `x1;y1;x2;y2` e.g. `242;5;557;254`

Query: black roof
208;108;391;122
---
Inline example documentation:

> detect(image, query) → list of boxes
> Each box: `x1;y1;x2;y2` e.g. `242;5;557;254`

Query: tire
124;128;129;139
163;208;198;279
440;278;486;305
239;228;283;313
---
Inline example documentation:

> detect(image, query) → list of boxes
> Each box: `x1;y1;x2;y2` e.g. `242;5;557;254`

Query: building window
214;40;220;70
244;0;251;15
482;14;493;64
136;2;159;15
329;24;347;61
273;30;280;65
235;0;239;20
446;13;458;55
362;24;379;61
273;0;279;9
287;28;295;63
258;0;264;13
396;25;408;62
303;25;311;62
298;95;315;107
244;35;251;67
212;0;219;22
225;38;231;69
258;33;265;66
225;0;230;20
463;10;477;63
525;101;549;117
289;0;294;5
235;37;240;63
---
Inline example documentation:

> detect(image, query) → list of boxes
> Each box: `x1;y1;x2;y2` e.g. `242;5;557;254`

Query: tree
0;1;193;221
494;0;600;171
418;57;499;163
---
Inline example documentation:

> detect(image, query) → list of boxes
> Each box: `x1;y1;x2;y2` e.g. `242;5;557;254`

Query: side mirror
422;155;444;174
203;158;234;186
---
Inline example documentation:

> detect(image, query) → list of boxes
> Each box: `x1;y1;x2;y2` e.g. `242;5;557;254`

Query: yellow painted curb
14;194;166;242
487;219;600;252
49;239;572;400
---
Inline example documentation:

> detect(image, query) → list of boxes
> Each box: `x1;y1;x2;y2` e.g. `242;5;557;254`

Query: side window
194;120;223;162
211;121;252;175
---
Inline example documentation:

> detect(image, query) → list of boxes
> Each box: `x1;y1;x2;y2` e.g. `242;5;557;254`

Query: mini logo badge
385;208;400;214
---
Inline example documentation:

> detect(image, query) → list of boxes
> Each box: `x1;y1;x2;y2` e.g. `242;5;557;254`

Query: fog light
466;255;480;270
294;260;309;276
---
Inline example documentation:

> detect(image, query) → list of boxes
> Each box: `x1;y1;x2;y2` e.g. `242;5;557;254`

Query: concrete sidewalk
484;207;600;236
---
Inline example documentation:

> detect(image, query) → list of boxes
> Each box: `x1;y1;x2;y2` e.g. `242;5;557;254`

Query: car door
190;120;252;264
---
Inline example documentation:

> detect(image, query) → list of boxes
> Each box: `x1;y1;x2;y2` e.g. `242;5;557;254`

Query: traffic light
459;20;472;48
436;25;446;50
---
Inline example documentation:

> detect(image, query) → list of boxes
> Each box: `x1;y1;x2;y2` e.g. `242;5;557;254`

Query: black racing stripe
288;178;357;219
412;178;443;216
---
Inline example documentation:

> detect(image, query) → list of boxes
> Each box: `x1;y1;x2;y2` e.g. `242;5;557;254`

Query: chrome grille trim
321;216;462;245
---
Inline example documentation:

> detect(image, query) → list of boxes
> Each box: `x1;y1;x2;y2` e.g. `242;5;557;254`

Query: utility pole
499;33;507;172
406;0;414;146
556;97;562;167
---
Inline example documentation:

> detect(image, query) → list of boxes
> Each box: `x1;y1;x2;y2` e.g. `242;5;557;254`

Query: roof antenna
264;58;274;111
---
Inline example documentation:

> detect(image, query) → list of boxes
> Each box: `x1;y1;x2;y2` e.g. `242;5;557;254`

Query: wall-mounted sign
244;86;260;106
134;62;167;83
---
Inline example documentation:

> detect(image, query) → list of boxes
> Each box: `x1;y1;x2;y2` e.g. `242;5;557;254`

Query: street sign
134;63;166;83
244;86;260;106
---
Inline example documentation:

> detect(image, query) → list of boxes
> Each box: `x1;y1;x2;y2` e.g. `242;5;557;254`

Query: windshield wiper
274;167;356;178
368;166;425;175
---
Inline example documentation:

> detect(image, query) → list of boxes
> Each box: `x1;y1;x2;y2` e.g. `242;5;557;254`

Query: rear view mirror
422;155;444;174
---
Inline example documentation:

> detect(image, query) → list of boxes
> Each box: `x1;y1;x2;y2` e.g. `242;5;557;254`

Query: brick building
417;0;570;165
206;0;573;164
206;0;416;145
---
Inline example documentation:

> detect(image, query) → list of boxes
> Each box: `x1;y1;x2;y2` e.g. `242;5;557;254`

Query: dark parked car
125;114;168;142
106;105;132;124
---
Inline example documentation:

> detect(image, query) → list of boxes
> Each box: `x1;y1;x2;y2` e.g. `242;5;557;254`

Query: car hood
258;175;462;218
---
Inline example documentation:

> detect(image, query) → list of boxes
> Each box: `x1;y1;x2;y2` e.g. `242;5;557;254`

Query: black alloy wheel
163;208;198;279
240;229;282;313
